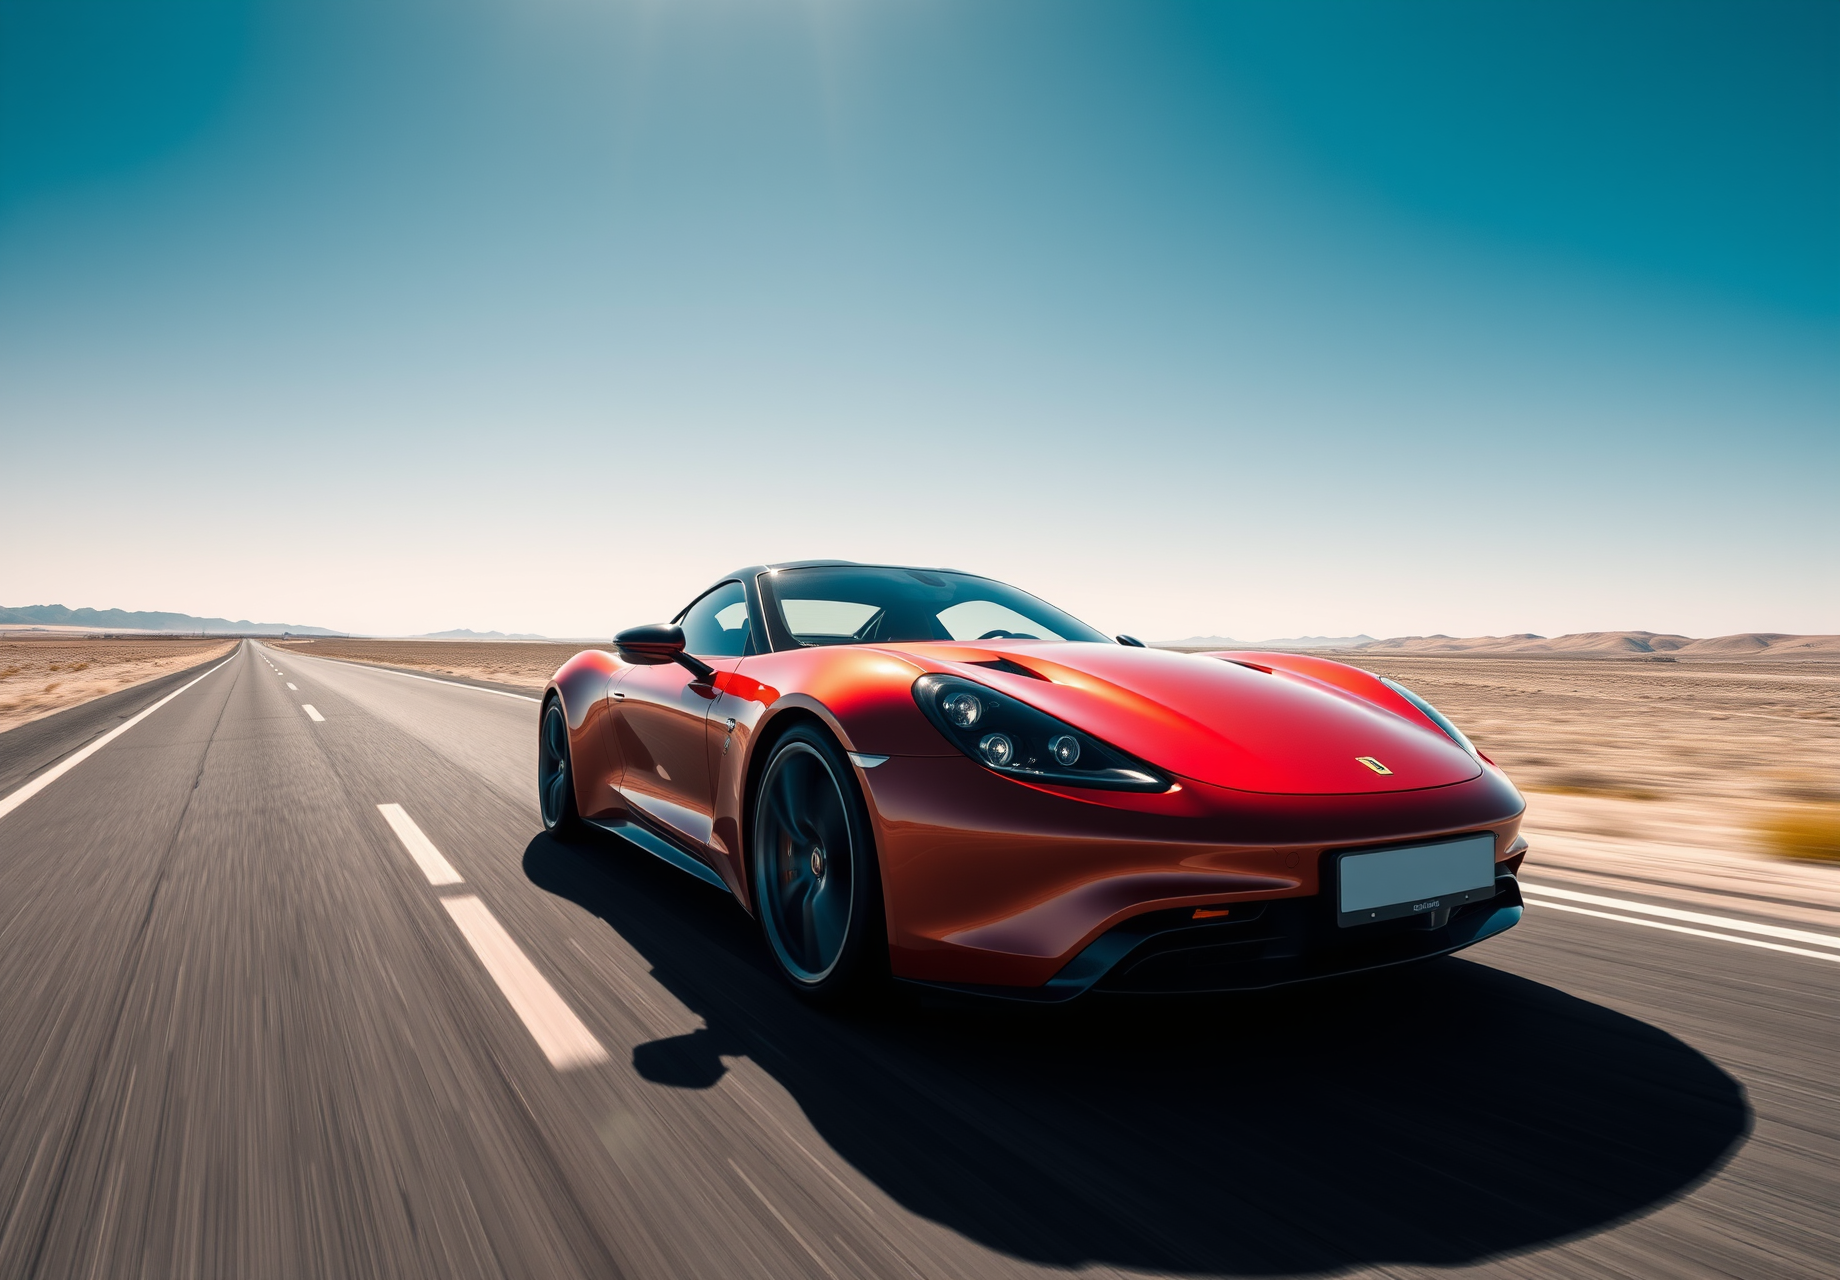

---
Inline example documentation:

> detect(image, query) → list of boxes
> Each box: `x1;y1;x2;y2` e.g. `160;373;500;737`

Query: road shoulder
0;646;244;798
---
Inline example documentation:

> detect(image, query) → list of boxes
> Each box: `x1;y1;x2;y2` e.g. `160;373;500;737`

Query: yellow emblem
1355;756;1392;775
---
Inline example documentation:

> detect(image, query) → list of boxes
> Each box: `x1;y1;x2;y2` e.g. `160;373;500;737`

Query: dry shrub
1774;773;1840;803
1760;805;1840;863
0;665;19;680
43;682;60;694
1537;770;1661;802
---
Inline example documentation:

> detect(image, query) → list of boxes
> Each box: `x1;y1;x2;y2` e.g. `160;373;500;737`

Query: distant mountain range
0;604;341;636
1156;630;1840;658
1348;630;1840;657
1159;634;1378;650
10;604;1830;658
414;628;549;640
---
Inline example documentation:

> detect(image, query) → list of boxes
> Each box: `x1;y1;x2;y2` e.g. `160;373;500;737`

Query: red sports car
541;562;1527;1002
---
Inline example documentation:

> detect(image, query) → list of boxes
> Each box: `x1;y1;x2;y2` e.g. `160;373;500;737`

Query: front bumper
858;753;1528;988
909;873;1525;1002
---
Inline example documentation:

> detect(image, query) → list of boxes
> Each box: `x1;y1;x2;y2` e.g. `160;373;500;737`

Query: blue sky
2;0;1835;639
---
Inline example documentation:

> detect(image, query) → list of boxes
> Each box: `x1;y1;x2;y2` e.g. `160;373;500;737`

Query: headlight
913;675;1169;791
1381;677;1481;759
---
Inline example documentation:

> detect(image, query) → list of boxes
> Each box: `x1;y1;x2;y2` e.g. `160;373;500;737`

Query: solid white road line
1526;900;1840;965
0;656;236;827
286;683;297;690
1521;882;1840;950
440;895;610;1070
302;705;325;722
306;657;540;703
376;804;464;886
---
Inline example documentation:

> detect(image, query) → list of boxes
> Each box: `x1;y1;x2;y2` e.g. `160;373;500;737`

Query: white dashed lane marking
376;802;606;1072
286;683;297;690
376;803;464;886
441;895;610;1070
302;705;325;722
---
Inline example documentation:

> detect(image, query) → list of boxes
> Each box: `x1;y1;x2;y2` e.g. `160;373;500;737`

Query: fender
547;649;625;822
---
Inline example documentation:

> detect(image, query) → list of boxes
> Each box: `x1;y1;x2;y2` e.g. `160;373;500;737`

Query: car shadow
524;830;1750;1276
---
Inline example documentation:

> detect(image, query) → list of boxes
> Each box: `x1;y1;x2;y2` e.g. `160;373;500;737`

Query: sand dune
1674;633;1840;657
1267;631;1840;658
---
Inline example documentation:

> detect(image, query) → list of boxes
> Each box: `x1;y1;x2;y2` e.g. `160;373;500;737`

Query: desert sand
0;637;238;735
1332;654;1840;809
1317;652;1840;916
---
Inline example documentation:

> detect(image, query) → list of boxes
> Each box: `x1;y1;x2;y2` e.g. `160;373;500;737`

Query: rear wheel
538;699;584;840
752;725;887;1004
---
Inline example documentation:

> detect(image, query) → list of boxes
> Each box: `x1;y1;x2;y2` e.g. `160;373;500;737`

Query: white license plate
1337;834;1498;927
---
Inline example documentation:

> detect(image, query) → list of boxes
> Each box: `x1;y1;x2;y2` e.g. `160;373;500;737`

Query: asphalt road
0;639;1832;1279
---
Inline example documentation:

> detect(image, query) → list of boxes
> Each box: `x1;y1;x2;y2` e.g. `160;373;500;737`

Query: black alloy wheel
751;725;887;1003
539;699;583;839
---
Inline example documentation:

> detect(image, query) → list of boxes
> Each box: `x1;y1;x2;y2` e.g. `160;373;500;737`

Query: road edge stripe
0;652;238;827
262;646;539;703
1527;899;1840;965
1522;881;1840;950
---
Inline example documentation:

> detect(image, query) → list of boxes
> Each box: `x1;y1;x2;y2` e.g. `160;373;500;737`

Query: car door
573;663;634;823
613;581;753;850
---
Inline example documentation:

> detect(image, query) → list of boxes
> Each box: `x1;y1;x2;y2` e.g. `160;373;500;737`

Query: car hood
885;642;1482;795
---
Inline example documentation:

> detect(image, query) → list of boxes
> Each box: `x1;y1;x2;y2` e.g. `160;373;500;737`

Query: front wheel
539;699;584;840
751;726;887;1004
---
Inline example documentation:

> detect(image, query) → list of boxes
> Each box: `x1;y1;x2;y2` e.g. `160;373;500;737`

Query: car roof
724;560;982;580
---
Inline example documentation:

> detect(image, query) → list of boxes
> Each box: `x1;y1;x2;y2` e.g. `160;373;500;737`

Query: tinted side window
679;581;751;658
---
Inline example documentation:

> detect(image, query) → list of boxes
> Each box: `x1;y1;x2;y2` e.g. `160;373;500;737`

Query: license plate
1337;834;1498;927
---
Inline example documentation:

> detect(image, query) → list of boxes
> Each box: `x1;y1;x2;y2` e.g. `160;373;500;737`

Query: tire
538;698;584;840
751;725;888;1005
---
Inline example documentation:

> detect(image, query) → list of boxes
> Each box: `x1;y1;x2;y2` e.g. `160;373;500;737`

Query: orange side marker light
1192;907;1231;920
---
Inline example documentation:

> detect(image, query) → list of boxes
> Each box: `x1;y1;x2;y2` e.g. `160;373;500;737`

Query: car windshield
765;566;1108;647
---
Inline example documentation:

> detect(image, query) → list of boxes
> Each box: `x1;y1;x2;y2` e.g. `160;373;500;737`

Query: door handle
611;690;625;701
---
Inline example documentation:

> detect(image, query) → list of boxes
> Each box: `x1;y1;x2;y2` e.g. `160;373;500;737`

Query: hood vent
967;656;1049;681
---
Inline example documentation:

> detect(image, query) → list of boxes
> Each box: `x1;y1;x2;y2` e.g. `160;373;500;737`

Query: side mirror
615;623;716;681
616;623;686;661
1116;634;1146;648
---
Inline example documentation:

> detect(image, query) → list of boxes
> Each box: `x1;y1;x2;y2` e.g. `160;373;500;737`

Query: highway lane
0;652;237;801
0;638;1832;1278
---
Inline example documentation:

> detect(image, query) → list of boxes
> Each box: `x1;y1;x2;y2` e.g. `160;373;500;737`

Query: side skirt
584;816;732;893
